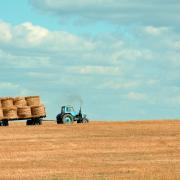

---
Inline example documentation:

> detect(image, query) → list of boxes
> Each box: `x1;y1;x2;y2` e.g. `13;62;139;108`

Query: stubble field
0;120;180;180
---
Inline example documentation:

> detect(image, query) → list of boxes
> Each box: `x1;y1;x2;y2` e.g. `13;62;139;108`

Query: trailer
0;115;46;126
0;96;46;126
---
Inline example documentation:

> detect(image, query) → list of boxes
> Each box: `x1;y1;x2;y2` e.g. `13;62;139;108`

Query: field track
0;120;180;180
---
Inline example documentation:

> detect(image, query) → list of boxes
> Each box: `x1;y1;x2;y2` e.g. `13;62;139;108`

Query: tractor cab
61;106;78;117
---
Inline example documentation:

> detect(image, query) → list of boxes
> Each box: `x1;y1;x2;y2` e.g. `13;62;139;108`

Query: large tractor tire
62;114;73;124
56;114;62;124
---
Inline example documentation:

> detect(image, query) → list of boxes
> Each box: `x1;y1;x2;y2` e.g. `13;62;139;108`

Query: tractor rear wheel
56;115;62;124
57;120;62;124
62;114;73;124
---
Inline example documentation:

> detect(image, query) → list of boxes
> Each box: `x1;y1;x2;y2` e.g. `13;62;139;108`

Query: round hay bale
3;107;17;119
25;96;40;106
0;100;2;108
0;108;3;120
31;105;46;117
17;106;31;118
1;97;14;108
14;97;27;107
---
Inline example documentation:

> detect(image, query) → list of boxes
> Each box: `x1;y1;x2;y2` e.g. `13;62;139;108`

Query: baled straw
25;96;40;106
3;107;17;119
31;105;46;117
0;108;3;120
14;97;27;107
1;97;14;108
17;106;32;118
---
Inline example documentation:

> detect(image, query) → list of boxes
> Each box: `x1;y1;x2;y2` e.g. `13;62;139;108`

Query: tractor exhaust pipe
79;107;82;118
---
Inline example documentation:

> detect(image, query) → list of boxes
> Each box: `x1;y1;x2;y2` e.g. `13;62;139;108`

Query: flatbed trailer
0;115;46;126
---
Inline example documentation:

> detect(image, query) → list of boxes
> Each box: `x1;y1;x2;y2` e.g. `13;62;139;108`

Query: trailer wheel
26;119;33;126
2;120;9;126
35;118;42;125
38;118;42;125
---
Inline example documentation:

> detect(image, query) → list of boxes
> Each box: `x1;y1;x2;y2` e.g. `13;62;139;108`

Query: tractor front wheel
82;118;89;123
77;118;89;123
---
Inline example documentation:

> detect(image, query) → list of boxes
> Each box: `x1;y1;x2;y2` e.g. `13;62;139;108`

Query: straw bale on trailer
17;106;31;118
1;97;14;108
0;99;2;108
3;107;17;119
25;96;40;106
0;108;3;120
31;105;46;117
14;97;27;107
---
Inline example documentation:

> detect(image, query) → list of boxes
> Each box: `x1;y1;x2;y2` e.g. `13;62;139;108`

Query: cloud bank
0;18;180;119
30;0;180;26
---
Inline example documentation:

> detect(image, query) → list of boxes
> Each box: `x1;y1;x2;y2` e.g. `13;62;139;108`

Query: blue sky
0;0;180;120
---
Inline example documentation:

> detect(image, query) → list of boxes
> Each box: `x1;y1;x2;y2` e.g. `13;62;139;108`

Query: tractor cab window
66;107;74;112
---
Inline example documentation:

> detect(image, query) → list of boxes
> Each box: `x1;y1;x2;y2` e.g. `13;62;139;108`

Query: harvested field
0;120;180;180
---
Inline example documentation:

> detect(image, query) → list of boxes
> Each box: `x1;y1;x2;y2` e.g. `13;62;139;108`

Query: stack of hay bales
0;96;46;120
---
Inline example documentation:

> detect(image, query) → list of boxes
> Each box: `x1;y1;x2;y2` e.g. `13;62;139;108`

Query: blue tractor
56;105;89;124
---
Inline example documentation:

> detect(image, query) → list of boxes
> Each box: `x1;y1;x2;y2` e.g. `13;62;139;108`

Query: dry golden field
0;120;180;180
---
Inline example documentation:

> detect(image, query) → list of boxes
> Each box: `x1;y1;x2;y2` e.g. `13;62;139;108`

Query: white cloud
0;82;19;89
30;0;180;26
127;92;148;101
14;22;49;45
142;26;170;36
100;81;141;90
67;66;122;75
167;95;180;106
27;72;55;78
0;49;51;68
169;41;180;50
0;21;94;51
112;49;153;63
0;21;12;42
